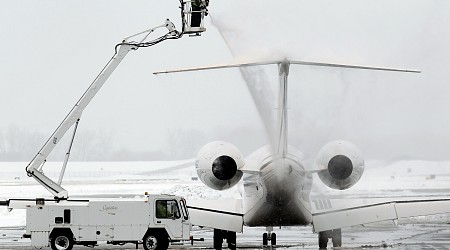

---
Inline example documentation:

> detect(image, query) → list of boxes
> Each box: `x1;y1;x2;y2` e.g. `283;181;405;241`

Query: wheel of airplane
214;229;223;249
270;233;276;246
227;231;236;249
262;233;268;246
332;228;342;247
318;231;328;249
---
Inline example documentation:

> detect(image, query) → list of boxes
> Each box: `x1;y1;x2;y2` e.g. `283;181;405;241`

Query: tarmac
2;219;450;249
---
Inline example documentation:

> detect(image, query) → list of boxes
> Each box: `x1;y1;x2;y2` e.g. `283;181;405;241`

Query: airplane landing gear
227;231;236;249
214;229;222;249
213;229;236;250
262;227;276;246
318;228;341;249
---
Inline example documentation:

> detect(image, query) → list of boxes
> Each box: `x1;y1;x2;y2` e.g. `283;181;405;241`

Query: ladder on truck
25;0;209;200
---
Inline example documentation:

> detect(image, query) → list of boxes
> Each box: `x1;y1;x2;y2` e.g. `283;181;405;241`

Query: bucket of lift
182;0;208;36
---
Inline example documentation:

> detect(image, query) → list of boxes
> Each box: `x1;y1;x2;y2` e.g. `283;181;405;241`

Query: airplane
155;60;450;249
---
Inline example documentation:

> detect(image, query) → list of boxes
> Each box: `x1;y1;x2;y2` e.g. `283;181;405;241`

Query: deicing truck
2;1;210;249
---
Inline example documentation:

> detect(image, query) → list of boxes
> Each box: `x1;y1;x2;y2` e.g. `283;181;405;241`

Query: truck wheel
143;233;168;250
50;234;74;250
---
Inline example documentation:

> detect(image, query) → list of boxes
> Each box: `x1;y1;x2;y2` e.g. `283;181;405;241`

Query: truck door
154;200;182;239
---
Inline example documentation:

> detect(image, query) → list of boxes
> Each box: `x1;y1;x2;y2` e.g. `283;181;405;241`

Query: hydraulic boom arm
25;1;209;199
25;43;136;199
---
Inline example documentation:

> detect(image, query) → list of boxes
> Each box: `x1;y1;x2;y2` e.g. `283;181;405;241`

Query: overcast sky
1;0;450;162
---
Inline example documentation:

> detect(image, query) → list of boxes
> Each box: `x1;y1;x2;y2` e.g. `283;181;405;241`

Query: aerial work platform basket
182;0;208;35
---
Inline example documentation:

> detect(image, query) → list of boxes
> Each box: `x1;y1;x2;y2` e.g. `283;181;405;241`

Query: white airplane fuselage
241;146;313;227
239;61;313;227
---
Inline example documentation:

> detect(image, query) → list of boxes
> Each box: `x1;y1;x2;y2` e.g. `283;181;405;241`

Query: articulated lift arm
25;1;209;200
25;43;136;199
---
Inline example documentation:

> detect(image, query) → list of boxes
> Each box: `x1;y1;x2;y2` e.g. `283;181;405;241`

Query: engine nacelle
316;140;365;190
195;141;244;190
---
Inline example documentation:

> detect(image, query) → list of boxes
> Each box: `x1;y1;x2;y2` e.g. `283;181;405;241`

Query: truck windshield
180;198;189;220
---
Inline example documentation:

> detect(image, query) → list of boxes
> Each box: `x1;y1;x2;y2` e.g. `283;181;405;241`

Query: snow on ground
1;160;450;248
0;160;241;227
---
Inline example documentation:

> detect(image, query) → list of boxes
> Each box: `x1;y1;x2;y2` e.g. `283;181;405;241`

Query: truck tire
50;234;74;250
143;233;169;250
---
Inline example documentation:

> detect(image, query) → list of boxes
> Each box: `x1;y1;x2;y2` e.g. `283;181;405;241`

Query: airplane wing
311;197;450;232
187;198;244;232
240;159;261;174
139;159;195;175
153;60;420;75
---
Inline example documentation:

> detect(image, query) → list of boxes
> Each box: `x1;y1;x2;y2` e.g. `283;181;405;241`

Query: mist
210;0;450;161
1;1;450;162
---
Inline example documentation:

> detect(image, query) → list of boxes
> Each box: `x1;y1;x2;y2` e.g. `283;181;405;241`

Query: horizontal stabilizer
154;60;420;75
154;61;280;74
289;60;420;73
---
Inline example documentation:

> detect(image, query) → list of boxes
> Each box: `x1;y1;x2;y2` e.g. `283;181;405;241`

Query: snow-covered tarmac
1;160;450;249
2;222;450;249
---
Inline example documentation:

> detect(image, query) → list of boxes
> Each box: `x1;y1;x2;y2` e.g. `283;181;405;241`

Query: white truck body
24;195;190;249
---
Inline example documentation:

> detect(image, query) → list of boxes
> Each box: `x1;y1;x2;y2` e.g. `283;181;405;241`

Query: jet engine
316;140;365;190
195;141;244;190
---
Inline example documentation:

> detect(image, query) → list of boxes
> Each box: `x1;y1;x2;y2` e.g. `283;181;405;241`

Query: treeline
0;126;264;162
0;126;173;162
